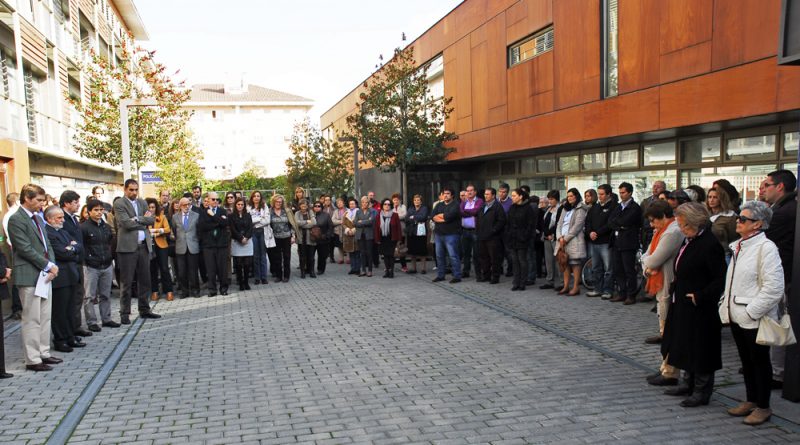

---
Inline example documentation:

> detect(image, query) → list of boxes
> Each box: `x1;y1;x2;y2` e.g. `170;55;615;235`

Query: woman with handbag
374;199;402;278
343;198;360;274
294;199;317;279
405;194;429;274
719;200;785;426
554;188;588;296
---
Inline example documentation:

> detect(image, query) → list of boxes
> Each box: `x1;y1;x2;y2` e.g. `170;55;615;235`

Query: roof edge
112;0;150;41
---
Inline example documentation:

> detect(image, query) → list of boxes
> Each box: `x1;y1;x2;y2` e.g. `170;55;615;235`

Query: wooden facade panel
58;51;70;126
69;0;80;36
506;61;532;121
711;0;779;70
660;0;713;55
454;0;487;38
506;0;553;45
486;13;508;110
553;0;600;109
659;41;712;84
19;18;47;74
470;41;489;129
615;88;661;136
659;58;777;129
443;56;457;133
618;0;660;93
531;90;554;116
533;51;553;95
79;0;95;20
776;66;800;112
454;36;472;121
488;105;507;126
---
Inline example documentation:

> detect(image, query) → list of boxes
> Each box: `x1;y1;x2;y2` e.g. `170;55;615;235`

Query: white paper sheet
34;271;51;299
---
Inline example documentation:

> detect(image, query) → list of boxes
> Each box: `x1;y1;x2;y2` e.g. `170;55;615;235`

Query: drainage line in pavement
45;310;152;445
425;279;800;434
3;321;21;339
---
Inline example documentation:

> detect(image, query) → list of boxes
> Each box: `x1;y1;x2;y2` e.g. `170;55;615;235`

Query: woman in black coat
506;188;536;291
661;202;727;407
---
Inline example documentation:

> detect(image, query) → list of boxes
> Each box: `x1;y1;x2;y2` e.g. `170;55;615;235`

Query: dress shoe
727;401;757;417
317;270;325;275
244;283;251;290
557;288;569;295
664;386;692;397
75;329;93;337
771;379;783;390
140;312;162;319
166;292;174;301
102;320;121;328
26;363;53;371
743;408;772;425
610;295;626;303
646;371;662;381
644;335;663;344
348;270;358;275
151;292;159;301
490;278;499;284
88;324;102;333
54;343;74;353
432;277;445;282
567;289;580;296
254;279;261;285
623;298;636;305
0;372;13;378
449;278;461;283
525;280;536;286
300;272;306;279
309;272;316;278
282;278;289;283
511;286;520;291
208;291;217;297
120;315;131;324
647;375;678;386
68;340;87;348
42;356;63;364
680;397;709;407
239;284;246;291
539;283;554;289
11;311;21;320
220;288;228;296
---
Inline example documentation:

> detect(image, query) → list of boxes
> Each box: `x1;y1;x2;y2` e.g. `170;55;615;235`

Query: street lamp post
338;136;360;197
120;98;158;180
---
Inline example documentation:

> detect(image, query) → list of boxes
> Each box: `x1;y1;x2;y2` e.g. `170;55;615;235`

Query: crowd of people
0;169;796;427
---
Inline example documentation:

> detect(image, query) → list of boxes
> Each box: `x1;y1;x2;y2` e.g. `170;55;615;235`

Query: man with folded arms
81;199;120;331
45;206;85;353
7;184;62;371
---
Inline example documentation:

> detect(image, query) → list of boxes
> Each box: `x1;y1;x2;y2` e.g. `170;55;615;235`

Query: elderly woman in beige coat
555;188;588;296
642;200;685;387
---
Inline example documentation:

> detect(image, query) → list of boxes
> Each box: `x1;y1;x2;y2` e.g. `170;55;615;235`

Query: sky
134;0;463;121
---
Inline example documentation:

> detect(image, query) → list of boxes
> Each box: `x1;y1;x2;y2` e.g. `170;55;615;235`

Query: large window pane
520;177;562;201
566;174;608;195
680;164;774;203
603;0;618;98
783;131;798;158
558;154;579;172
521;157;536;175
643;141;676;165
609;170;677;204
609;148;638;169
537;157;555;173
680;137;720;163
725;135;776;162
581;152;606;170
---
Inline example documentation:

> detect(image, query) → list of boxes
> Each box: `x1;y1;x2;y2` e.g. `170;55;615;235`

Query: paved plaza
2;254;800;444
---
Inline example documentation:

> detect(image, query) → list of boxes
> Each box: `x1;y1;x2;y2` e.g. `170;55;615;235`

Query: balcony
0;96;28;142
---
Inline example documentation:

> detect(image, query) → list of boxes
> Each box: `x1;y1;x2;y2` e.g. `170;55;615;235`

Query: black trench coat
661;227;727;373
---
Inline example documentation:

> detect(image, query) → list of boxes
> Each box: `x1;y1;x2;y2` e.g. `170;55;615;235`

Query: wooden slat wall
321;0;791;162
69;0;80;37
79;0;95;23
19;18;47;74
97;16;111;42
57;51;70;126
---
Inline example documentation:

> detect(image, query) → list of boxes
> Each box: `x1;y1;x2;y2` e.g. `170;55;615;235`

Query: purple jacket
460;197;484;229
498;197;513;213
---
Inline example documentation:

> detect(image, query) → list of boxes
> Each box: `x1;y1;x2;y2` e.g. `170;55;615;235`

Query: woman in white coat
719;200;784;426
555;188;588;296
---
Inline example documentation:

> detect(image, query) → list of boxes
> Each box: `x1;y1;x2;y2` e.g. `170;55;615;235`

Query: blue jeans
461;230;478;275
591;243;613;294
252;230;268;280
349;250;361;273
435;233;462;279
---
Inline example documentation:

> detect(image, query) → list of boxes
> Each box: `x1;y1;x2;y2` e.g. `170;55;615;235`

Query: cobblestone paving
2;256;799;444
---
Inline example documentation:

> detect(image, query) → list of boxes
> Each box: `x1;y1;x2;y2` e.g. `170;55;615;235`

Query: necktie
183;214;188;230
31;214;49;259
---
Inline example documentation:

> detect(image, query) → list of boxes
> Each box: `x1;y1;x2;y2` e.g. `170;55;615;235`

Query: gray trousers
117;244;152;316
83;265;113;325
543;238;564;288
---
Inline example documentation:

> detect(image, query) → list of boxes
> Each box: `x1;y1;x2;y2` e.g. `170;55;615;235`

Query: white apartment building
0;0;149;204
187;81;313;180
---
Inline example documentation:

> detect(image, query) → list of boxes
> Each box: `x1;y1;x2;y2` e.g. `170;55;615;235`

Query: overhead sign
140;171;162;183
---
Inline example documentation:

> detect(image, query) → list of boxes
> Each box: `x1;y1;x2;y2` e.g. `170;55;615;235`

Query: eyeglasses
737;215;759;224
762;182;776;188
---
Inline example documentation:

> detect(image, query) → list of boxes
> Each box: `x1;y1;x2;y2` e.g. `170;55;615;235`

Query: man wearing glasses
761;169;797;390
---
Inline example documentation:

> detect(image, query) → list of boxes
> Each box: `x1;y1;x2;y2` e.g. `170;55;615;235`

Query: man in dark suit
60;190;92;339
173;197;201;298
476;187;507;284
608;182;643;305
44;206;85;353
7;184;62;371
0;250;12;378
113;179;161;324
197;192;231;296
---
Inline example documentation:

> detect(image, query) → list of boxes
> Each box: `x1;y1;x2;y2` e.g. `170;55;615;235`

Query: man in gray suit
113;179;161;324
173;197;201;298
7;184;62;371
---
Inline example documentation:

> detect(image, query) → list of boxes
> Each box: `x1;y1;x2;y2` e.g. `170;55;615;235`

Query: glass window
581;152;606;170
509;26;554;67
680;137;720;164
521;157;536;175
782;131;798;159
680;164;774;204
725;134;776;162
537;157;555;173
500;161;517;176
610;170;677;204
523;177;565;200
602;0;618;98
643;141;676;165
609;148;638;169
558;154;579;172
566;174;608;195
485;162;499;176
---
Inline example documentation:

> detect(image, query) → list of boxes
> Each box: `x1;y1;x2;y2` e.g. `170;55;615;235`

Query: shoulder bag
754;242;796;346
